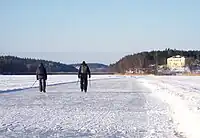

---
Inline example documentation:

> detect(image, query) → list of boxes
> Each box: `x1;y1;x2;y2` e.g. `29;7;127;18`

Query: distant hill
71;63;109;72
109;49;200;73
0;56;78;75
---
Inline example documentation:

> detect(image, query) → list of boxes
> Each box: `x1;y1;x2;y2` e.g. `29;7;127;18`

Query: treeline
0;56;78;75
109;49;200;73
70;63;109;72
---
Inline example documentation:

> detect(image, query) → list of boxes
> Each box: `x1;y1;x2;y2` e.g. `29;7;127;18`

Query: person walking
36;63;47;92
78;61;91;92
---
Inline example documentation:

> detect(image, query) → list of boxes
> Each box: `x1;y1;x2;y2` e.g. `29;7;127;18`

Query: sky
0;0;200;64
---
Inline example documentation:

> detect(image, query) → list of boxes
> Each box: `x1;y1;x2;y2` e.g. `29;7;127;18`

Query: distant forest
1;49;200;75
0;56;78;75
71;63;108;69
70;63;109;72
110;49;200;73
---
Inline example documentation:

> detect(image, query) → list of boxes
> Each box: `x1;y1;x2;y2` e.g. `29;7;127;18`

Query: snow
0;75;117;92
138;75;200;138
0;75;178;137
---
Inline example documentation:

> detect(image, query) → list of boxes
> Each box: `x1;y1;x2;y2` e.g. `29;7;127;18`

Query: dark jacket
78;63;91;78
36;63;47;80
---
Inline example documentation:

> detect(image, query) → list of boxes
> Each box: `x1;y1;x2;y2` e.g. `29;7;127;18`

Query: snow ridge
138;76;200;138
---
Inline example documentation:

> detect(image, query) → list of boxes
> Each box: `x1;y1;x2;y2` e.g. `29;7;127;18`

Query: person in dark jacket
36;63;47;92
78;61;91;92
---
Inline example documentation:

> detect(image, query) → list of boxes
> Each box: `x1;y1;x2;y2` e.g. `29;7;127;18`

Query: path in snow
0;77;178;138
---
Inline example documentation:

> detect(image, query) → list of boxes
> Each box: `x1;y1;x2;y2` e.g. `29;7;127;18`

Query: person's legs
80;76;84;91
42;79;46;92
84;76;88;92
39;79;42;92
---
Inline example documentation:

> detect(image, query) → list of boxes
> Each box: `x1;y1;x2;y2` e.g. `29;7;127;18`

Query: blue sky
0;0;200;64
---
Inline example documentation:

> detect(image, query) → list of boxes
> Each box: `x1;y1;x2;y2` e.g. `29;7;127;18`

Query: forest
0;56;78;75
109;49;200;73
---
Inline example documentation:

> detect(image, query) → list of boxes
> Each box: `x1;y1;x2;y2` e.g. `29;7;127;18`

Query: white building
167;55;189;69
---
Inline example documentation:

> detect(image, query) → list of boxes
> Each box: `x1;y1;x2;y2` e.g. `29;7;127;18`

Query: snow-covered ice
0;75;178;138
138;75;200;138
0;75;116;92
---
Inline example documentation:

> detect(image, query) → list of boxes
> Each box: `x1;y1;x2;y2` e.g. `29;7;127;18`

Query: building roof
168;55;185;59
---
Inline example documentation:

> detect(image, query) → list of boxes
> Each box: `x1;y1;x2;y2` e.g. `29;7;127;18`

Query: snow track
0;76;178;138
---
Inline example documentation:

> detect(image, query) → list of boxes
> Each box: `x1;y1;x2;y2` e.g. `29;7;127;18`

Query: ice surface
0;75;177;137
0;75;116;92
